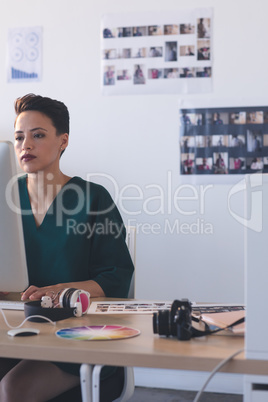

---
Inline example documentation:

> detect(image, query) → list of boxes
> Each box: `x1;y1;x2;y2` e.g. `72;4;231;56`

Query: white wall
1;0;268;306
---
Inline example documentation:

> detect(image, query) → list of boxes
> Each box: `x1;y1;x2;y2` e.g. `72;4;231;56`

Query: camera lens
153;300;193;340
153;312;159;334
153;310;173;336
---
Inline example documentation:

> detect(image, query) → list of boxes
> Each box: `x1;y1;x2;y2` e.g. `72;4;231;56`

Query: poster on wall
101;8;212;95
7;26;42;82
179;105;268;176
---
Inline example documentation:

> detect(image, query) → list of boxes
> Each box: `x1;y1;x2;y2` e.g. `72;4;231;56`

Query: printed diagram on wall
7;26;42;82
101;9;212;95
179;106;268;175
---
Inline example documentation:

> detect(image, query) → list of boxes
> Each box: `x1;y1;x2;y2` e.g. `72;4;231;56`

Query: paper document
88;301;172;314
199;310;245;334
88;301;245;322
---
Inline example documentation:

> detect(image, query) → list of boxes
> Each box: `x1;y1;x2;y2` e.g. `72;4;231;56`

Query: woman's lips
21;154;37;162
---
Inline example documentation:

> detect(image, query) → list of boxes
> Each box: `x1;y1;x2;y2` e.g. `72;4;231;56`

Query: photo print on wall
180;106;268;175
7;26;42;82
101;8;212;95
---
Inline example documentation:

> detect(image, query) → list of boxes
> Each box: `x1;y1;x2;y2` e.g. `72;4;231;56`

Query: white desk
0;298;267;401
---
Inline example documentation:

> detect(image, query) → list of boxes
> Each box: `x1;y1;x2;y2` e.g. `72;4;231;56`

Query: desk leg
80;363;93;402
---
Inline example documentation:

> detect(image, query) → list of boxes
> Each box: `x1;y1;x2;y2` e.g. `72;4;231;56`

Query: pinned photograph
197;40;210;60
213;152;228;174
180;45;195;56
103;66;115;85
204;136;212;147
180;136;195;152
246;111;264;124
118;48;131;59
211;135;228;147
117;27;132;37
264;111;268;123
263;134;268;146
196;157;212;171
132;48;147;58
229;157;246;170
148;68;163;79
103;27;116;38
165;42;178;61
247;157;264;171
229;112;246;124
264;157;268;169
132;26;147;36
181;153;195;174
196;67;211;77
164;25;179;35
117;69;131;80
133;64;146;84
148;25;163;35
180;23;195;34
229;135;245;147
180;68;195;78
207;112;229;125
148;47;163;57
164;68;179;78
247;131;262;152
180;112;196;125
103;49;117;59
196;136;206;147
197;18;211;38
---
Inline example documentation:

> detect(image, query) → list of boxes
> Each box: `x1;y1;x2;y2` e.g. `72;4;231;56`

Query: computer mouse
7;328;40;337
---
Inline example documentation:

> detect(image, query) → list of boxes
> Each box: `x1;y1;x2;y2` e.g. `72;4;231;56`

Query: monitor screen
0;141;28;292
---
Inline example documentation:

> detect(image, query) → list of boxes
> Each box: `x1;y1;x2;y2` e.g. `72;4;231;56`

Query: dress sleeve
88;186;134;298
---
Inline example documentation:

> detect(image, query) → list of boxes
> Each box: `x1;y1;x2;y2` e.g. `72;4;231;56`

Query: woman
0;94;134;401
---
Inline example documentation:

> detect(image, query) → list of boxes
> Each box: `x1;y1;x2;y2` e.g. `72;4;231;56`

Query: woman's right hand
21;285;63;302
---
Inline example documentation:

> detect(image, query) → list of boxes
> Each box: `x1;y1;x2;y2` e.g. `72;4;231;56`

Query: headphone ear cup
69;289;81;308
78;291;90;314
41;296;53;308
58;288;90;316
68;290;90;314
74;302;82;317
59;288;76;308
59;288;68;308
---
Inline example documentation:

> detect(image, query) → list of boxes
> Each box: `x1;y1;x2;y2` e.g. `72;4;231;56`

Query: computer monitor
0;141;28;291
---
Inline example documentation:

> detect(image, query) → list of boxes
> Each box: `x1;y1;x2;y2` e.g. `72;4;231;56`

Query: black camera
153;299;192;341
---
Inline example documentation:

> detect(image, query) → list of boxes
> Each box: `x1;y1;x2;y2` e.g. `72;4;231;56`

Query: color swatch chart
56;325;141;341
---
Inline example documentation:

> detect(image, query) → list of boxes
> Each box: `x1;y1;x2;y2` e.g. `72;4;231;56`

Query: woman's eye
34;133;45;138
15;136;23;141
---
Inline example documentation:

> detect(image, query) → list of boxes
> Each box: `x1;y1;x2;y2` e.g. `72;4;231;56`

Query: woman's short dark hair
14;93;70;135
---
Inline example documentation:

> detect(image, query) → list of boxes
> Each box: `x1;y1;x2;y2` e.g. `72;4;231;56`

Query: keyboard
0;300;25;310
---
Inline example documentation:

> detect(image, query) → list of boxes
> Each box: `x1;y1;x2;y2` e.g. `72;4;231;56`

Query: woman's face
14;110;68;175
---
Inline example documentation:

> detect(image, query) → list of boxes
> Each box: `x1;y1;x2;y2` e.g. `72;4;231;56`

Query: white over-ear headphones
41;288;90;317
59;288;90;317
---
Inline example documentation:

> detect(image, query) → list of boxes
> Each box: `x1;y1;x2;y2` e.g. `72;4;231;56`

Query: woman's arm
21;279;105;301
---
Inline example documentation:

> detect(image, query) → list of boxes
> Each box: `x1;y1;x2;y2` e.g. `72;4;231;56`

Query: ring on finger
46;290;56;300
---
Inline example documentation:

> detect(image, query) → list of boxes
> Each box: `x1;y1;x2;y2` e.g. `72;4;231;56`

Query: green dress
18;175;134;378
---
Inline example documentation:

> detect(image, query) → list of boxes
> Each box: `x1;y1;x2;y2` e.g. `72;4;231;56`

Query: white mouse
7;328;40;337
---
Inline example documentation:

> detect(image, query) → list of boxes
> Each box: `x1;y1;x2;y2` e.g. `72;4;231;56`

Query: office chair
125;225;136;299
80;226;136;402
